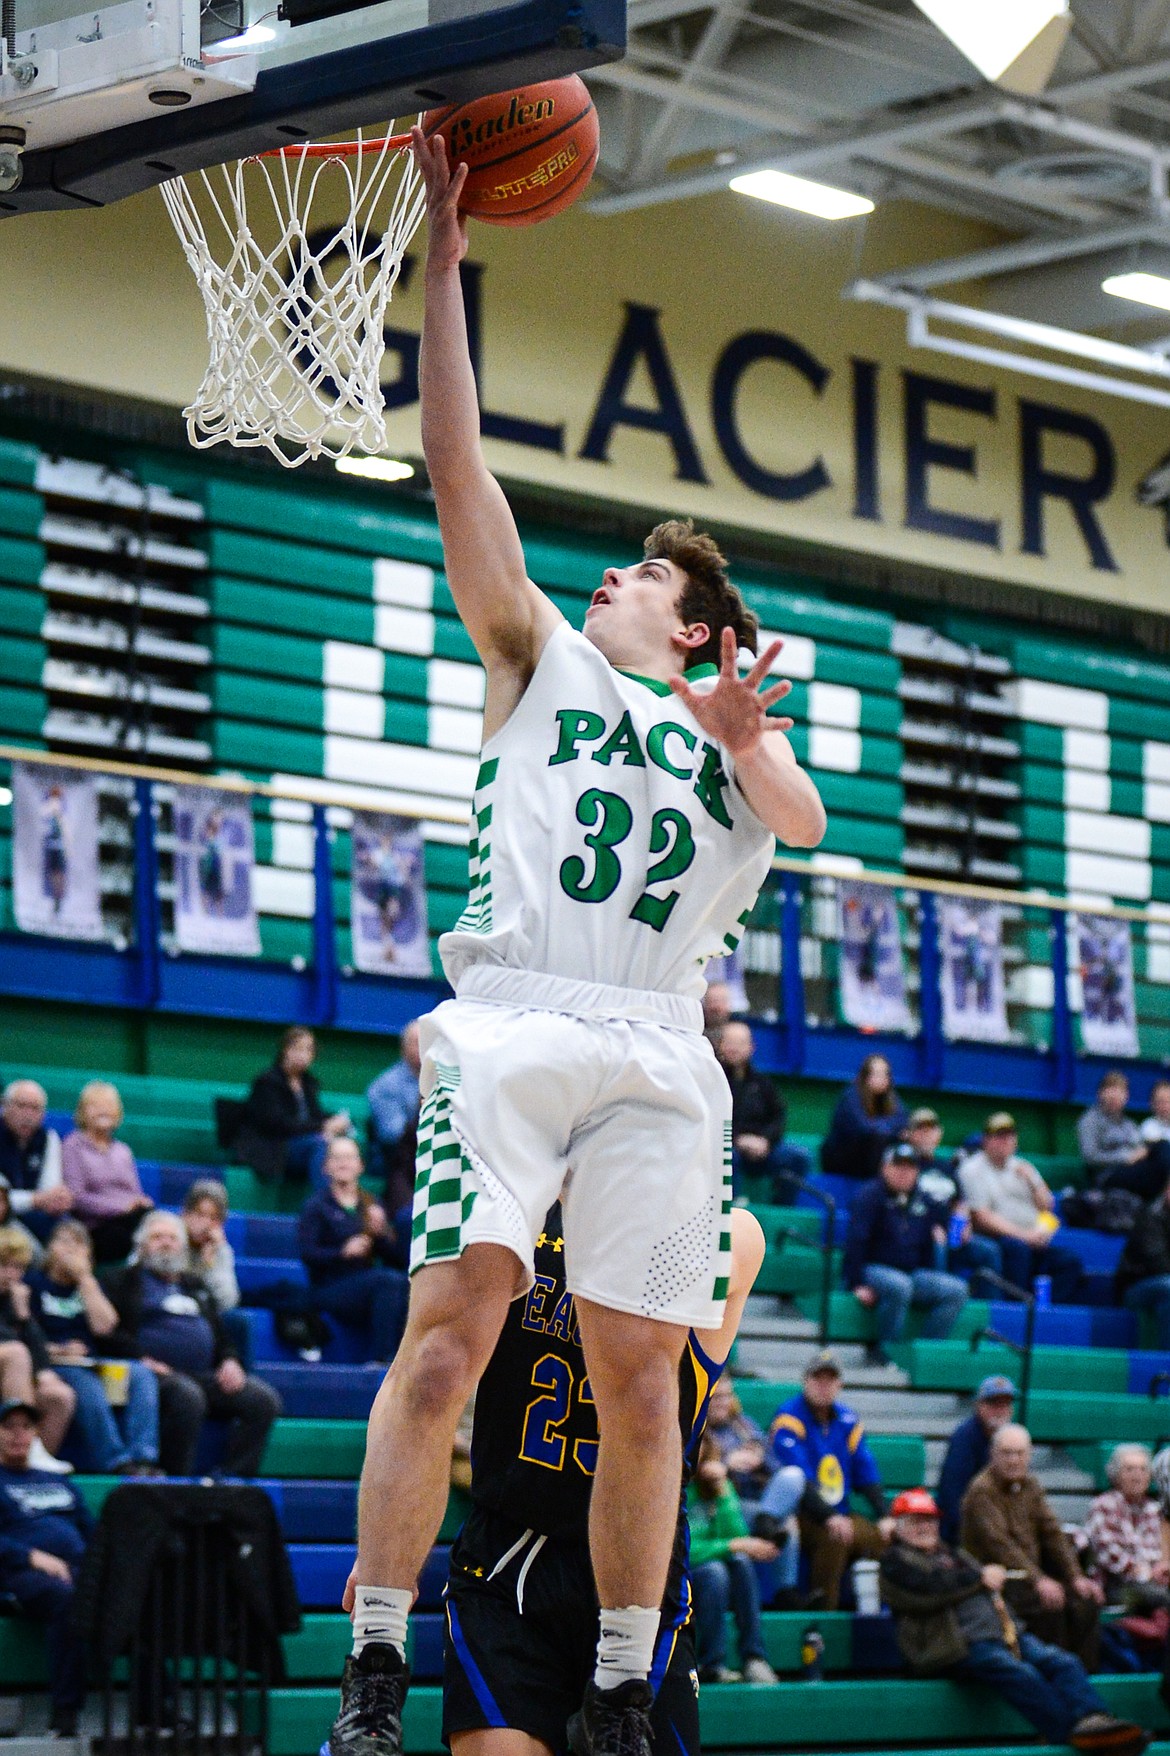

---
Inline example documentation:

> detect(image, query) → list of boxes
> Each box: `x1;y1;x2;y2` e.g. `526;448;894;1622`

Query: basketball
423;76;599;227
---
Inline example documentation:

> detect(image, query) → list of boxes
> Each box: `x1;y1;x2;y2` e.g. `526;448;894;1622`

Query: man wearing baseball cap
936;1376;1017;1545
959;1115;1084;1302
880;1488;1149;1755
0;1397;93;1734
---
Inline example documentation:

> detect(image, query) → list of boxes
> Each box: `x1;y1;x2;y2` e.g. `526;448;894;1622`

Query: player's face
583;557;703;669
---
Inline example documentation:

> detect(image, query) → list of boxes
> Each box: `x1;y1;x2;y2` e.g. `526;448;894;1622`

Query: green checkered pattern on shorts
713;1120;734;1302
411;1061;478;1272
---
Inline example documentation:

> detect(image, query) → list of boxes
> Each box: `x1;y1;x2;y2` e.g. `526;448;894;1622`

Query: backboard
0;0;623;213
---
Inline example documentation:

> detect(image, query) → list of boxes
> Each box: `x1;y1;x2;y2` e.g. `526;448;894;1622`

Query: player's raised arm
411;128;562;703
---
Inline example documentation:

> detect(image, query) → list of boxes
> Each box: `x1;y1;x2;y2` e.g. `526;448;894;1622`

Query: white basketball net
161;128;425;468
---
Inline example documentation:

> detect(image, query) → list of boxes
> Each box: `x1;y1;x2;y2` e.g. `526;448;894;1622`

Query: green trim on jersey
411;1062;478;1271
616;662;719;698
453;757;499;938
713;1122;734;1303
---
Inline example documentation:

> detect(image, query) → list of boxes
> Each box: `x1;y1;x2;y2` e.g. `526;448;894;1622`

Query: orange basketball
423;76;599;227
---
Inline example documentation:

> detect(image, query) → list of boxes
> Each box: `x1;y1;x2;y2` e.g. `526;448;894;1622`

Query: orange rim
260;131;413;159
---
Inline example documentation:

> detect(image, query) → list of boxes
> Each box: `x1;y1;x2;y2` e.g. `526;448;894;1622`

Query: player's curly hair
643;519;758;668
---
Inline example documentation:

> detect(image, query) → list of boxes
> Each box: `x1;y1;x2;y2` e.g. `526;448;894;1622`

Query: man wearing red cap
880;1489;1149;1755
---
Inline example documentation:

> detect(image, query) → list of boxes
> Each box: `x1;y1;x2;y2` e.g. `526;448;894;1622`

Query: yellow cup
98;1361;130;1407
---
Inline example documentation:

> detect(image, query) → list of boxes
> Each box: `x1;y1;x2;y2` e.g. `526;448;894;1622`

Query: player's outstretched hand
409;124;469;273
669;627;794;760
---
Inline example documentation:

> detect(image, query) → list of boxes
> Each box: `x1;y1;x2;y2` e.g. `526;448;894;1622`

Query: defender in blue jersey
443;1207;766;1756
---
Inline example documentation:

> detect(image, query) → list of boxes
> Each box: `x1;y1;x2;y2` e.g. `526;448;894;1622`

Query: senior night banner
350;812;430;975
837;882;911;1033
1076;913;1139;1058
173;786;260;956
940;898;1009;1044
12;762;103;941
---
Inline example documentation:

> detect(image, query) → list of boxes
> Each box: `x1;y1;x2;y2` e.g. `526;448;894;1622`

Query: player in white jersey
326;129;827;1756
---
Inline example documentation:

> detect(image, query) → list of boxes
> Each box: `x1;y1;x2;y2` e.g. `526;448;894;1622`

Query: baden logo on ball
424;76;599;227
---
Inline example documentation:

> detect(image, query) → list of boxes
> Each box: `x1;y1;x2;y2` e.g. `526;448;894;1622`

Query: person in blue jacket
298;1137;408;1364
935;1376;1017;1546
767;1351;890;1608
820;1055;910;1181
0;1396;93;1733
843;1144;969;1367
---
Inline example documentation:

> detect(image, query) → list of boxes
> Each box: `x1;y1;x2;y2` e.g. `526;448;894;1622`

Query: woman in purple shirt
61;1084;153;1264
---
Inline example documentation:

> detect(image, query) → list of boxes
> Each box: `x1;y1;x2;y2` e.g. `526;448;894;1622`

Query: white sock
352;1586;412;1660
593;1606;660;1691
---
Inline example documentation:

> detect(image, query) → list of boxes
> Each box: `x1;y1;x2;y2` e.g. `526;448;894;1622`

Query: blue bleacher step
257;1363;385;1418
290;1544;448;1610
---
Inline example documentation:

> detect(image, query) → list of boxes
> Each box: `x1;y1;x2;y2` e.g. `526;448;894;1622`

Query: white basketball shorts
409;964;733;1328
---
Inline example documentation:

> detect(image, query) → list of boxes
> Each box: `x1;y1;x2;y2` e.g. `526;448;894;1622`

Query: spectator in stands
686;1434;780;1684
1084;1445;1170;1614
366;1022;422;1216
935;1375;1017;1546
1078;1072;1170;1201
960;1114;1084;1302
716;1021;812;1197
61;1081;153;1264
906;1109;1000;1293
961;1423;1103;1666
0;1081;72;1244
235;1027;351;1185
702;980;733;1042
881;1487;1148;1756
106;1210;281;1477
0;1398;93;1735
1114;1179;1170;1349
0;1228;75;1475
298;1137;409;1365
705;1378;776;1507
820;1055;909;1182
1141;1080;1170;1149
181;1180;240;1314
844;1142;969;1367
27;1219;161;1476
770;1350;889;1609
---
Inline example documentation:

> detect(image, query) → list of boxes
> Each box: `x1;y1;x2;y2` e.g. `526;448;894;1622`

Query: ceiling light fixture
1103;272;1170;315
203;21;276;54
335;456;415;483
912;0;1070;95
730;169;873;220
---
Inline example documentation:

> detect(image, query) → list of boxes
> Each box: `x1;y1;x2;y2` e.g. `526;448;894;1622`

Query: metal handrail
968;1269;1036;1424
770;1172;838;1348
2;738;1167;925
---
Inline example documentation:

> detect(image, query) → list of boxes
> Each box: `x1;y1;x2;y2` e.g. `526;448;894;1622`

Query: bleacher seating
1;1055;1169;1751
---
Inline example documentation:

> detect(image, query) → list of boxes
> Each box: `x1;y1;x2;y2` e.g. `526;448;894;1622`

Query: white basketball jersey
440;622;776;999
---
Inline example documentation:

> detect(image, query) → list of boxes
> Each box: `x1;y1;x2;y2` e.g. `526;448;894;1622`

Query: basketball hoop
161;127;424;468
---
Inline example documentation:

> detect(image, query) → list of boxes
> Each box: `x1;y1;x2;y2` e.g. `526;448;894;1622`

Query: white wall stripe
428;658;485;709
374;605;434;656
324;688;386;740
1146;782;1170;824
428;705;484;754
1063;770;1110;812
324;641;383;693
324;735;478;802
810;681;861;729
809;725;861;773
1065;810;1150;860
253;866;315;919
758;630;815;681
1063;729;1110;772
1008;678;1108;731
1145;741;1170;783
373;558;434;608
271;822;314;870
1066;850;1152;901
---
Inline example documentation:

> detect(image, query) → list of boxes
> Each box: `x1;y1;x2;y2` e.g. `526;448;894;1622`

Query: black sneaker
324;1644;410;1756
568;1680;654;1756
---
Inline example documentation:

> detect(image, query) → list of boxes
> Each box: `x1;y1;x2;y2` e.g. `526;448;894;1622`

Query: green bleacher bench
793;1290;990;1344
908;1341;1131;1396
728;1389;926;1489
262;1674;1170;1755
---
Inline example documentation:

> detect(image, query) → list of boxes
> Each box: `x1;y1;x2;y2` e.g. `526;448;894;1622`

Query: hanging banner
940;898;1009;1044
1076;913;1139;1059
12;762;103;941
837;882;911;1033
350;812;431;976
704;947;750;1014
173;786;260;956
